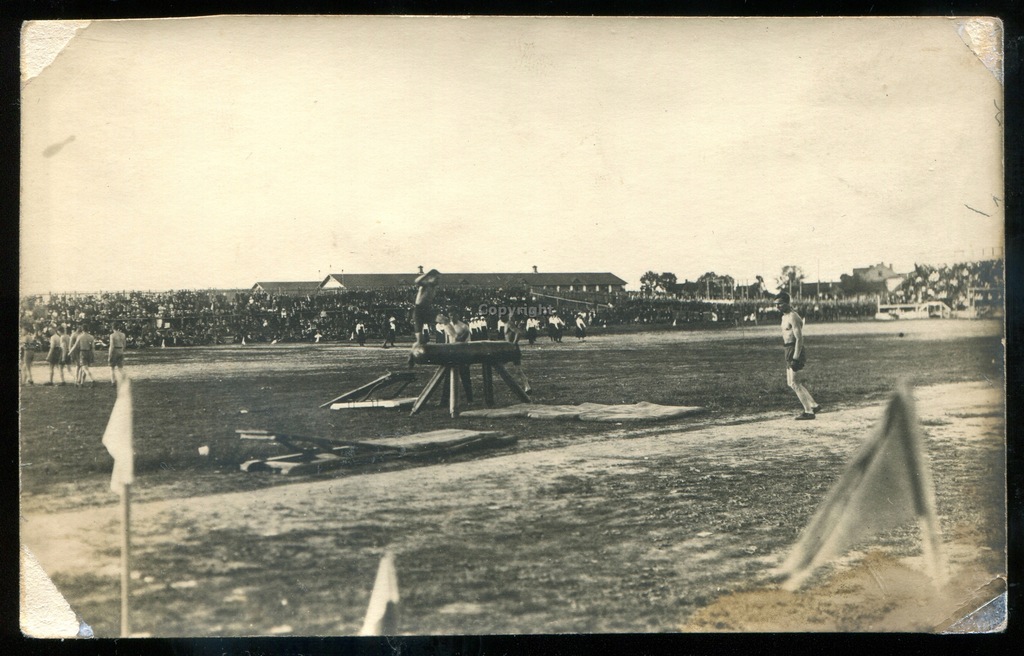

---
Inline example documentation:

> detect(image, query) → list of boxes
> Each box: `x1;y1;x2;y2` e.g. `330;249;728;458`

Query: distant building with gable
851;262;905;292
250;281;321;295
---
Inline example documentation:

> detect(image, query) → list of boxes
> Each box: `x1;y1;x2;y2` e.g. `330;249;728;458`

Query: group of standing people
20;323;128;387
399;311;589;346
516;313;588;345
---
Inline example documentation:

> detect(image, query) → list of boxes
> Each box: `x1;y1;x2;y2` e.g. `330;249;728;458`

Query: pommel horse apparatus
409;341;532;417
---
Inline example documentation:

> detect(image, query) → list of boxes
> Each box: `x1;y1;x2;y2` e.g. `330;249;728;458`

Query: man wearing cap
774;291;820;420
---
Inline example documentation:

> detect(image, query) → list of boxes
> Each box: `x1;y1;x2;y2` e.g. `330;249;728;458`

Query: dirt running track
21;380;1004;635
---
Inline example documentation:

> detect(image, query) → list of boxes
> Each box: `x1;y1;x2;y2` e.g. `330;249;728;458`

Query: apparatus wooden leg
482;363;495;407
494;363;532;403
410;365;446;416
449;366;459;418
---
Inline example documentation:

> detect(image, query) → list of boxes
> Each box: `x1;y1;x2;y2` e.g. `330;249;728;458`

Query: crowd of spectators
18;260;1003;348
885;260;1004;315
597;296;878;326
17;286;548;348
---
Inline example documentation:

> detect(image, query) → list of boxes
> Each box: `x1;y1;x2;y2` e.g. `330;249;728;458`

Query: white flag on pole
101;376;134;492
775;384;945;590
359;552;400;636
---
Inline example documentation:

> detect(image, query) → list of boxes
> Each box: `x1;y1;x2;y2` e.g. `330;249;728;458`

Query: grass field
19;320;1006;635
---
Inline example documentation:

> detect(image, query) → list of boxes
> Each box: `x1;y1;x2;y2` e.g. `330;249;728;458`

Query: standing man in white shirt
382;316;397;348
574;313;588;342
525;316;540;345
775;292;820;420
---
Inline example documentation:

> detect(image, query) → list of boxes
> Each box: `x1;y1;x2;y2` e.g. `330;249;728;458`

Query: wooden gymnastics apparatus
408;341;531;417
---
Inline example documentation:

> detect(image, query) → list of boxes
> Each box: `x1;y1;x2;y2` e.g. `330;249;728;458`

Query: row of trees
640;266;807;299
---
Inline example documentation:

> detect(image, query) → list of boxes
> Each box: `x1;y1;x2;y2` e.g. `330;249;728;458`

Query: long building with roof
318;268;627;294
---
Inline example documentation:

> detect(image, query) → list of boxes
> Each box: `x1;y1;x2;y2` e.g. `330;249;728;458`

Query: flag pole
120;482;131;637
104;372;135;636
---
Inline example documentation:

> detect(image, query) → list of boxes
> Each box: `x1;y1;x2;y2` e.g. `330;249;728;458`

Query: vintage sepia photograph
18;15;1005;637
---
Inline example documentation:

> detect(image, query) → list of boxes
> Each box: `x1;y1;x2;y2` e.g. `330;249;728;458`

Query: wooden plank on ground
377;429;501;450
241;452;344;474
319;371;416;408
237;429;277;440
330;397;417;410
239;429;515;475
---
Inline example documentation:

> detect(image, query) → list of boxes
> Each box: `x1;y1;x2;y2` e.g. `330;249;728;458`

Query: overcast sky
20;16;1004;294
